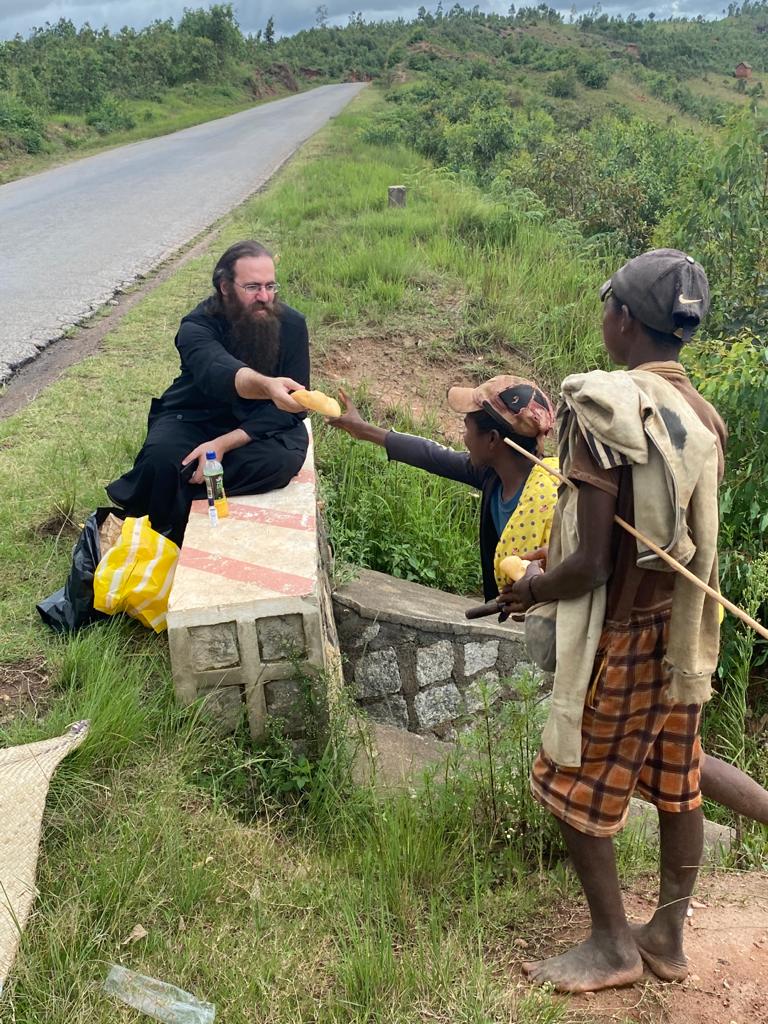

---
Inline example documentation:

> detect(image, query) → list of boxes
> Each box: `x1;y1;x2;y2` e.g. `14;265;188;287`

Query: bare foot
631;922;688;982
522;935;643;993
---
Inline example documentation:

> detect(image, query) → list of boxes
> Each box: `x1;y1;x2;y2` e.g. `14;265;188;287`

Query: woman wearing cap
327;375;558;604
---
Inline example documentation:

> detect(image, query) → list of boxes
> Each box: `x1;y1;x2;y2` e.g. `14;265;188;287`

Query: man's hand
522;546;548;572
181;429;251;485
234;368;306;410
267;377;306;412
497;563;544;618
182;442;222;486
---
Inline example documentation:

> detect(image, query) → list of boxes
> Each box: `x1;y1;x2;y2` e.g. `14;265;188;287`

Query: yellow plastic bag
93;516;179;632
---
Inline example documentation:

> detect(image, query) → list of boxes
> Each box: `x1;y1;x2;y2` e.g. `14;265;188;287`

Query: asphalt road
0;83;364;384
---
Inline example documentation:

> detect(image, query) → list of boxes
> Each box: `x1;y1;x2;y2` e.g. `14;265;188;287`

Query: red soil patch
316;334;493;443
508;870;768;1023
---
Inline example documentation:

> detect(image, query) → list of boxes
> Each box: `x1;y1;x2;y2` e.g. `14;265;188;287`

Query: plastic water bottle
203;451;228;525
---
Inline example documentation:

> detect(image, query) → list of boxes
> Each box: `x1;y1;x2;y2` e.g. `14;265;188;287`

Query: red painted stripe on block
190;500;314;531
179;546;314;595
293;466;316;484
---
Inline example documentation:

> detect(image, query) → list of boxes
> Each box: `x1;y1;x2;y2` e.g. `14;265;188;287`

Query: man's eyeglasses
234;281;279;295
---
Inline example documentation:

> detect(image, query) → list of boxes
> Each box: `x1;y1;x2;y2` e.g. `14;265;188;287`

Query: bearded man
106;240;309;545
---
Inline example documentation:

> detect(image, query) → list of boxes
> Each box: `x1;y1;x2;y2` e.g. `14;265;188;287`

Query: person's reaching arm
328;389;485;489
234;369;305;412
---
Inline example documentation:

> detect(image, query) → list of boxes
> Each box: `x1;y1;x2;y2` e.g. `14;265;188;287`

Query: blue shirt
490;480;524;537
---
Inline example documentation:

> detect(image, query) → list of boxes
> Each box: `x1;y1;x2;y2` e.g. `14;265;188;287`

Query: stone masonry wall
333;569;536;740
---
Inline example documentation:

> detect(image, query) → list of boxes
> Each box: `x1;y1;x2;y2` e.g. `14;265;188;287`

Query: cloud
0;0;727;42
0;0;426;39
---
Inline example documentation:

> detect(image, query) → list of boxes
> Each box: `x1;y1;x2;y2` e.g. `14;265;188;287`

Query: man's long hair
211;240;274;298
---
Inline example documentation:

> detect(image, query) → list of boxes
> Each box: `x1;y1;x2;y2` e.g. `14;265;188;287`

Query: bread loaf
499;555;530;582
291;389;342;418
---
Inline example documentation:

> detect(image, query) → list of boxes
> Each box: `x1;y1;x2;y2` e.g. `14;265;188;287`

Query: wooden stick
503;436;768;642
466;598;502;619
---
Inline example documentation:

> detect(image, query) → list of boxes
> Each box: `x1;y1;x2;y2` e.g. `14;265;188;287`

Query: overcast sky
0;0;728;42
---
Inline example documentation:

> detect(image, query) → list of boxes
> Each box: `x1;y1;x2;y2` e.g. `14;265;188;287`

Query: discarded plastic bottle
203;451;228;525
103;964;215;1023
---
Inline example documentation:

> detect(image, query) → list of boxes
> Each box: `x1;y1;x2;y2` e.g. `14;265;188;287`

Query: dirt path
510;871;768;1024
316;331;507;444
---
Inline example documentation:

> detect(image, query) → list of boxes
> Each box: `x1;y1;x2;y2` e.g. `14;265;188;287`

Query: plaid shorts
530;610;703;838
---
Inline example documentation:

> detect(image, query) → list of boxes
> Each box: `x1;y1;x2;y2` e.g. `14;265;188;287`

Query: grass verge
1;87;660;1022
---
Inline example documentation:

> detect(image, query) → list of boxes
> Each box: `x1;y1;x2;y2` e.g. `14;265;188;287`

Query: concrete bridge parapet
166;422;341;750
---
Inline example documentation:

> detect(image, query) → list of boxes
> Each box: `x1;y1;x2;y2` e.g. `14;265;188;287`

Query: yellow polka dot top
493;457;559;592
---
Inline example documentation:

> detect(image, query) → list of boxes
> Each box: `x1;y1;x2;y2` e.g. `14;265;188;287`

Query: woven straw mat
0;720;90;994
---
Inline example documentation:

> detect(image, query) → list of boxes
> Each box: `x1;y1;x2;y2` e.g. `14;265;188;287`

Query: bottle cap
205;451;216;460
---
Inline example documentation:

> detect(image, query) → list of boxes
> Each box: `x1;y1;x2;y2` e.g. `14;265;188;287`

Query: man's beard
222;293;283;375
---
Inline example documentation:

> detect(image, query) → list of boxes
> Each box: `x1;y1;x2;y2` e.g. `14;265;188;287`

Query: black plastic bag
37;508;123;633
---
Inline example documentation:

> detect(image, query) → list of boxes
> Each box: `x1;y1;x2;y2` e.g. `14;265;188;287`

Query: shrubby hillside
1;1;767;163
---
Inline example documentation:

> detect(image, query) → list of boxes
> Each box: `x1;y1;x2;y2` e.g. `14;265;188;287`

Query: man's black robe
107;299;310;545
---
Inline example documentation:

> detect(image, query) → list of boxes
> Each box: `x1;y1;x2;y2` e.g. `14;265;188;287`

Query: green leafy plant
576;57;609;89
85;96;136;134
544;69;577;98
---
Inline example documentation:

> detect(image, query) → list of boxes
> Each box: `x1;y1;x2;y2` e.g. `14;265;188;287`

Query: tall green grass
2;636;595;1023
0;90;665;1022
314;397;481;594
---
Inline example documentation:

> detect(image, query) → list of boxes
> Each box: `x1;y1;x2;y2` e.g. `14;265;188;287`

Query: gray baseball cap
599;248;710;342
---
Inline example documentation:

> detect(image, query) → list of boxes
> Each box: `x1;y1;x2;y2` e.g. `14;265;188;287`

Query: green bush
687;334;768;562
687;334;768;783
358;110;405;146
0;93;46;152
544;70;577;98
576;58;609;89
85;96;136;135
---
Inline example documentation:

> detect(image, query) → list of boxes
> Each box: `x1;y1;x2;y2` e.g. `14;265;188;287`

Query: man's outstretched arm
234;368;305;412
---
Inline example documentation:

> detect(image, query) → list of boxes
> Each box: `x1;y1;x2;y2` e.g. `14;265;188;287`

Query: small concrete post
388;186;406;208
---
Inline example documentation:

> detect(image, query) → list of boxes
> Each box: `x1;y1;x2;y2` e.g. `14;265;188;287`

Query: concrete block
354;647;401;699
463;640;498;677
416;640;454;688
167;422;342;743
257;613;306;661
414;683;462;731
188;622;240;670
352;720;453;790
198;684;245;734
264;678;306;735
